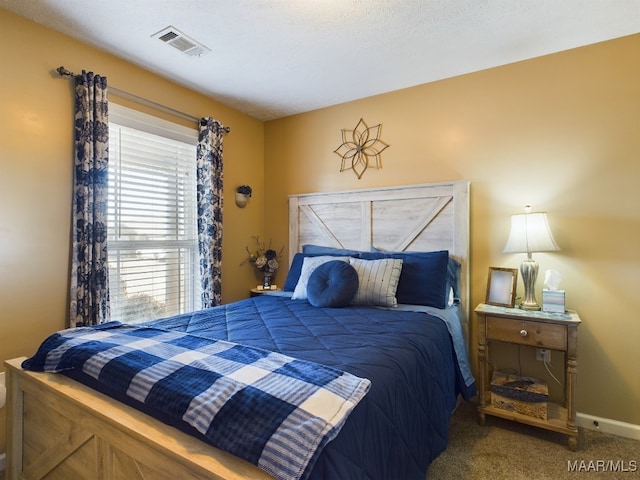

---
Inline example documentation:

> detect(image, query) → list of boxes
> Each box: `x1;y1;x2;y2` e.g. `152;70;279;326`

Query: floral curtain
69;71;110;327
197;117;225;308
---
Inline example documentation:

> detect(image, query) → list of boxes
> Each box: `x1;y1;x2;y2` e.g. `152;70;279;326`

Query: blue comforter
24;294;475;479
149;294;475;479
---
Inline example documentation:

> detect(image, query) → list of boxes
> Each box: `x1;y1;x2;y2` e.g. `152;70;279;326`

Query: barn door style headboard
288;181;470;320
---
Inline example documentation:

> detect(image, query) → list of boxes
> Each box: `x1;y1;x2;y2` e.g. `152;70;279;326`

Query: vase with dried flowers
242;236;284;289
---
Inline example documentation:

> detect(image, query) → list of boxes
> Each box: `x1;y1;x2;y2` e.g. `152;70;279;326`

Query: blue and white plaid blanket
22;322;371;480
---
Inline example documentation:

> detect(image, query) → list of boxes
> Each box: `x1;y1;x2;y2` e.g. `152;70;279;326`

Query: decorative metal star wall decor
333;118;390;179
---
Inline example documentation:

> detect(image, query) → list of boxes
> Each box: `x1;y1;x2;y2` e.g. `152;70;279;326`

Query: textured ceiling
2;0;639;120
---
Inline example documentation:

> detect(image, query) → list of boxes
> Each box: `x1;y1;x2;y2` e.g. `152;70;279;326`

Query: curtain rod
56;66;230;133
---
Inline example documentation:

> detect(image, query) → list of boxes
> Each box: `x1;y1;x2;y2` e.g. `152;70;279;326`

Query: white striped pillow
348;257;403;307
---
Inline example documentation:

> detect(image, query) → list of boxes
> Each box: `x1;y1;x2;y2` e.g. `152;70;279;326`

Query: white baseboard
577;412;640;441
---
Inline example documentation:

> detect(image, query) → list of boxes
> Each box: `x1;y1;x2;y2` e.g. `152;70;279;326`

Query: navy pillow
306;260;359;308
284;253;306;291
361;250;450;308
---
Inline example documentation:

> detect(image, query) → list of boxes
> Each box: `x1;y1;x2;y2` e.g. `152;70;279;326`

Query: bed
6;181;475;480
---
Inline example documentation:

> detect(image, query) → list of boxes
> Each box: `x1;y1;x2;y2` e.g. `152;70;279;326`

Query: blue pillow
306;260;359;308
284;253;307;291
360;250;450;308
370;248;460;295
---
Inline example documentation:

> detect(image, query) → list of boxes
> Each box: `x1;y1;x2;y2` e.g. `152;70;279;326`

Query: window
108;105;199;324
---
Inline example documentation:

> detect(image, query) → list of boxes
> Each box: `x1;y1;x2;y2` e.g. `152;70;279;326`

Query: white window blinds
108;105;199;324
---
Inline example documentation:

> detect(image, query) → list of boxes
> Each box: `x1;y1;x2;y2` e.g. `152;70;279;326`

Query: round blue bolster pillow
306;260;359;308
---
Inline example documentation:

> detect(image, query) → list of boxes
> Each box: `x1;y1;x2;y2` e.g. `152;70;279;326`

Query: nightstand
250;286;282;297
475;303;581;450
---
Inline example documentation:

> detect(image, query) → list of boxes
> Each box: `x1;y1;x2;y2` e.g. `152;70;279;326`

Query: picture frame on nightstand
485;267;518;308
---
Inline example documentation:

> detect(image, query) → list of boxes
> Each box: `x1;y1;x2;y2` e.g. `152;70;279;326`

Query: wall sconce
503;206;560;310
235;185;252;208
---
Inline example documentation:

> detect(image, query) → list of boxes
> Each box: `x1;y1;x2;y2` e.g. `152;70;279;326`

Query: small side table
475;303;581;450
250;287;282;297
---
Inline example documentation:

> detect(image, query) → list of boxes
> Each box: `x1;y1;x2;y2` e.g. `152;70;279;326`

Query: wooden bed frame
5;181;469;480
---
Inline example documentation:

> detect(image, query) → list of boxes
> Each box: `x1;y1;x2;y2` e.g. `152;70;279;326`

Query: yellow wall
0;9;265;451
265;34;640;426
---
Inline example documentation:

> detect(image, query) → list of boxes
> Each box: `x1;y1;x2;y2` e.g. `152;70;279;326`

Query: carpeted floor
426;400;639;479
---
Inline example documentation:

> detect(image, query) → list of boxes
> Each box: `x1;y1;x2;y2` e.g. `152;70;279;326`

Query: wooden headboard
288;181;470;319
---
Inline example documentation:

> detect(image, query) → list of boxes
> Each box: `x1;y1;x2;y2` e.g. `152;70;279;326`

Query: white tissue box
542;289;565;313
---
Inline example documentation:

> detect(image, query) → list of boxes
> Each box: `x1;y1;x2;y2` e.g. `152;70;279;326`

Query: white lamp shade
503;212;560;254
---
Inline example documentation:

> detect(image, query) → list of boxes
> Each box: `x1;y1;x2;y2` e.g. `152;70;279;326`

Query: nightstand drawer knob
520;329;528;337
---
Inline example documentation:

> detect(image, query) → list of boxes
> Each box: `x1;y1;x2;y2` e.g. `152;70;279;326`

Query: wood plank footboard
5;357;274;480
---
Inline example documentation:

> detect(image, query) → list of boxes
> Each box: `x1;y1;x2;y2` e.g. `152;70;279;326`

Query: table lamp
503;206;560;310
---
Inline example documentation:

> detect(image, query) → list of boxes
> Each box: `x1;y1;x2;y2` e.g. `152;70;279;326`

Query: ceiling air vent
152;26;211;57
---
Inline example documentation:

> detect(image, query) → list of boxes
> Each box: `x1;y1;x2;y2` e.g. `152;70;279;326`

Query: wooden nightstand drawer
486;316;566;350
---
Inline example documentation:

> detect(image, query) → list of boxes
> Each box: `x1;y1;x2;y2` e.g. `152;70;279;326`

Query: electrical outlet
536;348;551;362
